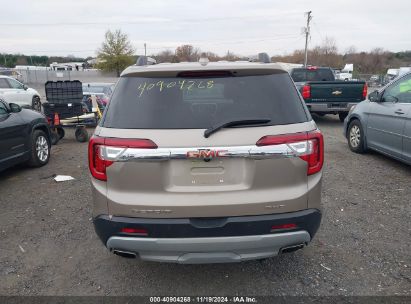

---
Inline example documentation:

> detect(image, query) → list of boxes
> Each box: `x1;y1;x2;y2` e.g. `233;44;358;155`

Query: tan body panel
92;121;322;218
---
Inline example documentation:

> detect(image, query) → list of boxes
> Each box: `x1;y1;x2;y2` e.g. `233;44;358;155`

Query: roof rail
136;56;157;66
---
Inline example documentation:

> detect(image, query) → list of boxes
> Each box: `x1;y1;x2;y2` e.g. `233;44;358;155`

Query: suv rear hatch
92;68;322;218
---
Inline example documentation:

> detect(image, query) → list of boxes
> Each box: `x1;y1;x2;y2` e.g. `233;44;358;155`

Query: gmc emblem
186;149;228;159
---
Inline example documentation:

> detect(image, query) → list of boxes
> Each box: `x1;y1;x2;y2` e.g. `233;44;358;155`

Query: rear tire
28;130;51;167
56;127;65;140
339;112;348;122
50;131;59;145
75;127;89;143
347;119;367;154
32;96;42;112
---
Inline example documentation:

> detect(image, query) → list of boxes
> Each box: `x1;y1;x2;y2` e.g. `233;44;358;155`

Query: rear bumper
306;102;358;113
93;209;321;263
107;231;311;263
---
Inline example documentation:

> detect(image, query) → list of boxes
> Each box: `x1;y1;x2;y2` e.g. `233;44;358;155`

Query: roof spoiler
136;56;157;66
248;52;271;64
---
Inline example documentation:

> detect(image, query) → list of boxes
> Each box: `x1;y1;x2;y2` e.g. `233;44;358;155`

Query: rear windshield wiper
204;118;271;138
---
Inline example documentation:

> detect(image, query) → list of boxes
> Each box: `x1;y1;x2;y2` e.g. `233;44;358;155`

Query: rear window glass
103;73;308;129
291;68;334;82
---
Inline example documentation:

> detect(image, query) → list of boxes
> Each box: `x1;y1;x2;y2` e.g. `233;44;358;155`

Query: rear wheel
28;130;50;167
32;96;42;112
347;120;366;153
50;130;59;145
75;127;89;142
339;112;348;122
56;127;65;139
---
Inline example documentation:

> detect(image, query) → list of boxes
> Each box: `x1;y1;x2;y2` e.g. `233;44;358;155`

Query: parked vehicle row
1;56;409;266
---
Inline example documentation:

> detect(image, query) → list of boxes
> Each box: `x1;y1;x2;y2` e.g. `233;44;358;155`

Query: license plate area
164;158;253;192
328;103;347;108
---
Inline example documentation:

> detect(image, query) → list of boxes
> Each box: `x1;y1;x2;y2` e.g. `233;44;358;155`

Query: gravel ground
0;115;410;296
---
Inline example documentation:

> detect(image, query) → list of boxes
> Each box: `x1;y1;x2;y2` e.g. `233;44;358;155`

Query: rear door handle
395;109;405;115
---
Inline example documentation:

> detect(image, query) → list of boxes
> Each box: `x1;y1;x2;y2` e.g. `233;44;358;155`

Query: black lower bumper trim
93;209;322;245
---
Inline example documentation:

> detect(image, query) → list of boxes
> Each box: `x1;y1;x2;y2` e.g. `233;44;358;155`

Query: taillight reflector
88;137;157;181
256;130;324;176
302;84;311;99
120;227;148;236
271;223;297;231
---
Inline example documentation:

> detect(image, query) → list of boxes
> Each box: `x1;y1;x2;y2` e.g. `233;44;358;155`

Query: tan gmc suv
89;54;324;264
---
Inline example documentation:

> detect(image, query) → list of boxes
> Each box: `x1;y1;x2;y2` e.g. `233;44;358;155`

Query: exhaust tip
280;243;305;254
112;249;137;259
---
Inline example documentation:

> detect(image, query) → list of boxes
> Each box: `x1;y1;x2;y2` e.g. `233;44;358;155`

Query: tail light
256;130;324;176
88;137;157;181
362;83;368;99
302;84;311;99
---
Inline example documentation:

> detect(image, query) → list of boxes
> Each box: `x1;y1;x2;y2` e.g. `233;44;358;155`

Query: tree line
97;31;410;76
2;30;410;77
271;37;411;75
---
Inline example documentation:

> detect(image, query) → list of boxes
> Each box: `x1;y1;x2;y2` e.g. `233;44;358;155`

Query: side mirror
368;90;380;102
23;84;28;90
9;103;22;113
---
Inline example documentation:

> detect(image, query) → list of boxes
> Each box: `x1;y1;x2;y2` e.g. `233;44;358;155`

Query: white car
0;76;41;111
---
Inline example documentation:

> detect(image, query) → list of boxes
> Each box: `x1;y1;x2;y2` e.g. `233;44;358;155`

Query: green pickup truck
290;67;367;121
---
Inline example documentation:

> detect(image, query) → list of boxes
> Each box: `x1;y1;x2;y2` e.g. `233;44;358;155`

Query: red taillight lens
302;84;311;99
307;66;318;70
300;131;324;175
362;83;368;99
271;223;297;231
120;227;148;236
88;137;157;181
256;130;324;176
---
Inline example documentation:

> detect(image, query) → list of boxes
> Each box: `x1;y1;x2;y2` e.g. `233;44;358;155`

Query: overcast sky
1;0;410;58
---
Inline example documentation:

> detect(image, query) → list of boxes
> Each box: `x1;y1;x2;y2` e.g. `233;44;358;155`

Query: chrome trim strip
101;141;310;162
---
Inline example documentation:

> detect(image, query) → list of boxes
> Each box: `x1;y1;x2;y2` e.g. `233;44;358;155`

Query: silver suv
89;55;324;264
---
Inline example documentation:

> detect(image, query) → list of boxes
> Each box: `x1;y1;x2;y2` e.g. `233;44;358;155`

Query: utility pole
304;11;312;67
144;43;147;57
